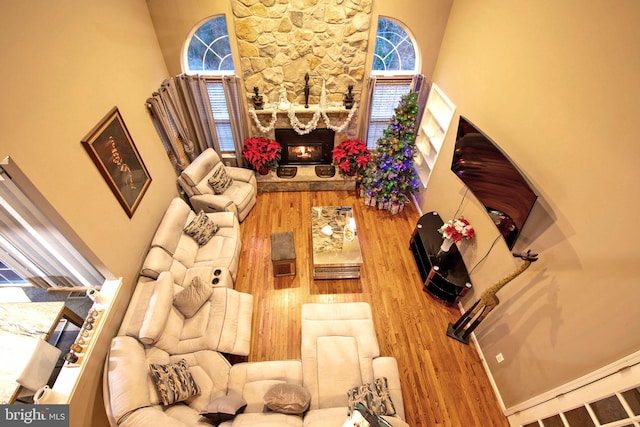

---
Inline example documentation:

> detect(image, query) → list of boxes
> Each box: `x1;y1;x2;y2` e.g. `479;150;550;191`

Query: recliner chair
177;149;257;222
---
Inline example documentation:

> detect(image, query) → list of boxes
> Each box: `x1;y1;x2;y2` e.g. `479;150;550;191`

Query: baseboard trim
455;301;507;414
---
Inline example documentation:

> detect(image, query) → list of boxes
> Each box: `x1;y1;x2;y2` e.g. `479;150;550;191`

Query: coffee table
311;206;362;279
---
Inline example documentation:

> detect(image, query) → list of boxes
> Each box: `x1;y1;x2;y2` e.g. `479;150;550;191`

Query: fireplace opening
275;128;335;165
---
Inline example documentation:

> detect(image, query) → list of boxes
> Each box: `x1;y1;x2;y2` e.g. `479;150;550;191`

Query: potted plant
331;138;371;177
242;136;282;174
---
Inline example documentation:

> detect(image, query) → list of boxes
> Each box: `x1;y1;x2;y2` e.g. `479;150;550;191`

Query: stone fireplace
276;128;335;165
231;0;373;108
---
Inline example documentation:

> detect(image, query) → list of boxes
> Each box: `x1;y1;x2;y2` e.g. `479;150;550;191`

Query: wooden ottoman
271;231;296;277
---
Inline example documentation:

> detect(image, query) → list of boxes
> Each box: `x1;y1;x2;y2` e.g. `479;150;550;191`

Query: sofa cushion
226;412;304;426
200;395;247;423
316;336;362;408
184;210;219;246
149;359;201;406
347;377;396;417
174;276;213;318
208;164;233;194
264;383;311;415
138;271;174;345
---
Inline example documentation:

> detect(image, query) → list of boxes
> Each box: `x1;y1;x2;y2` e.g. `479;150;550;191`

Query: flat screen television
451;117;537;249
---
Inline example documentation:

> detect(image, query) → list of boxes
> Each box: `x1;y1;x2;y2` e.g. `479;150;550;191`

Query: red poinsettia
331;138;371;176
242;137;282;171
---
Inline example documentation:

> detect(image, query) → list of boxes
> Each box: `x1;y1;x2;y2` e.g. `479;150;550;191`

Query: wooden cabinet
409;211;472;304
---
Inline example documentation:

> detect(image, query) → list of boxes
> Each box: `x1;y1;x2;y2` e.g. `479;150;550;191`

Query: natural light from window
185;16;234;74
366;17;419;149
184;15;237;153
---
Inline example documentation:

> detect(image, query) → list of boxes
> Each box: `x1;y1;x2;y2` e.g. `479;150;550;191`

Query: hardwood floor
235;190;509;427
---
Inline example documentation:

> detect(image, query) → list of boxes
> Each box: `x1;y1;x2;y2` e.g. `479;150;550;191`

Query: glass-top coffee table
311;206;363;279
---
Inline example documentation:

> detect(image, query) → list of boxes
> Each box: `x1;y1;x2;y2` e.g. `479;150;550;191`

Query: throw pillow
184;210;219;246
199;395;247;424
347;377;396;417
207;165;233;195
173;276;213;318
149;359;200;406
263;383;311;415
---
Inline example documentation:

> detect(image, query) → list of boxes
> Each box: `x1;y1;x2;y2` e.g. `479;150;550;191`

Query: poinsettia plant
242;136;282;171
438;217;475;243
331;138;371;176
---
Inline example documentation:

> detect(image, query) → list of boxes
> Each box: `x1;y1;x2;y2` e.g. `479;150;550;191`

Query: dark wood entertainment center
410;211;472;304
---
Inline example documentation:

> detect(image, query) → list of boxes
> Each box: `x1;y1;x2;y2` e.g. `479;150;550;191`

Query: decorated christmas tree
361;91;420;214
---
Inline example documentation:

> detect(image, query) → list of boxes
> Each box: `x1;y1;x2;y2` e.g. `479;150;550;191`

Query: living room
1;1;639;426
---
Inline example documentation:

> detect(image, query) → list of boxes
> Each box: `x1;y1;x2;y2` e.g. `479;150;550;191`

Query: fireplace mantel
252;105;350;115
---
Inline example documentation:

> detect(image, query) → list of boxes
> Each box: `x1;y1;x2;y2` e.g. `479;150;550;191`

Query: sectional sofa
103;198;409;426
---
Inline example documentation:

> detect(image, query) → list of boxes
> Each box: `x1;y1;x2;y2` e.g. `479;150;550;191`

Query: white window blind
206;81;235;152
366;80;412;149
0;168;105;288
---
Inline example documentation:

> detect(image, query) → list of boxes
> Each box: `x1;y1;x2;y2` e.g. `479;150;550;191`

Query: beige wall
424;0;640;408
373;0;453;78
147;0;452;101
147;0;238;77
0;0;174;282
0;1;173;421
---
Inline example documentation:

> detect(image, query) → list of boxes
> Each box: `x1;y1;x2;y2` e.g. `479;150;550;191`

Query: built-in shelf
414;84;456;187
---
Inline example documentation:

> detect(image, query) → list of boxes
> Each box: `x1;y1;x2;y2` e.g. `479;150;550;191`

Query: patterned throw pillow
184;210;219;246
347;377;396;417
207;165;233;194
149;359;200;405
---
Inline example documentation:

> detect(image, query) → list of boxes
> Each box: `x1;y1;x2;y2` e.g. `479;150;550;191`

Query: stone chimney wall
231;0;373;107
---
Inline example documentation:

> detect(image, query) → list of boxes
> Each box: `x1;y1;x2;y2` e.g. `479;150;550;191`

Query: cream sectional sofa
103;199;408;426
105;301;409;427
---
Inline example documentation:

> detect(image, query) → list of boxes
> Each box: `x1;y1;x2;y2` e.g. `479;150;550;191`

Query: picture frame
81;106;152;218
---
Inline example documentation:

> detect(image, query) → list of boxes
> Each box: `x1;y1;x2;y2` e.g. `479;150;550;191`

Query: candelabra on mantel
248;80;358;136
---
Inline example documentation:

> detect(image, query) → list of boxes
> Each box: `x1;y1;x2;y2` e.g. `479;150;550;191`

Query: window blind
206;81;236;152
366;80;412;149
0;168;105;288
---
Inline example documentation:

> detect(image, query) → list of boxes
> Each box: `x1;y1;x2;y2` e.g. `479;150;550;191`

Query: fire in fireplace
275;128;335;165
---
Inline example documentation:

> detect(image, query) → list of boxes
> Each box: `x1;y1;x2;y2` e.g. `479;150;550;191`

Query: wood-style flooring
235;190;509;427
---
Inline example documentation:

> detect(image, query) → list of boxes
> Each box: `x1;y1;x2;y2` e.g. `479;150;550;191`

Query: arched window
184;15;235;74
372;17;418;74
365;17;421;150
180;16;239;155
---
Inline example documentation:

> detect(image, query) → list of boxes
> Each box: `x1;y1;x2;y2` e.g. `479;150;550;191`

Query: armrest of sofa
205;211;238;229
372;357;406;422
119;272;174;345
104;336;154;426
189;194;238;217
225;166;255;185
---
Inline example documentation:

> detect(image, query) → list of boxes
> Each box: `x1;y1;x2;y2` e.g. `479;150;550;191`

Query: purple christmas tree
361;91;420;214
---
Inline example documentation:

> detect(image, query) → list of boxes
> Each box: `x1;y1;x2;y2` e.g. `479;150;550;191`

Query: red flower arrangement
242;137;282;171
438;217;475;243
331;138;371;176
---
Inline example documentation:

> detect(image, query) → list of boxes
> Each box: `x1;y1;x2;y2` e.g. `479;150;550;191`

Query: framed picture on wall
81;106;152;218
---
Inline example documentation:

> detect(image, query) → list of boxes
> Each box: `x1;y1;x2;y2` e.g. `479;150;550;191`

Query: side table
409;211;472;303
271;231;296;277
